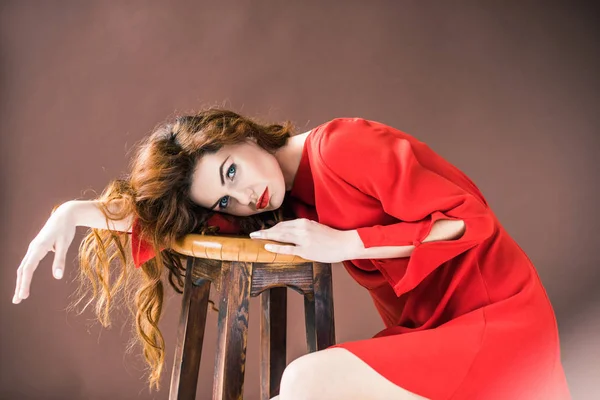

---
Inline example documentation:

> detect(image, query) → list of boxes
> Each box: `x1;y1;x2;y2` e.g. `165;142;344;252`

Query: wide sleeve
131;217;160;268
319;118;495;296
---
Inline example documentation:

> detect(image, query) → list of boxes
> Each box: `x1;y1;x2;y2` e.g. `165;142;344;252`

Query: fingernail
250;232;261;238
55;269;63;279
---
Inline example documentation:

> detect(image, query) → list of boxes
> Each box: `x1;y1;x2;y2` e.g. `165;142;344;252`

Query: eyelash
218;163;236;209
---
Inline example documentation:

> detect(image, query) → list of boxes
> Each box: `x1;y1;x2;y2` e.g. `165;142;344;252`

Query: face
189;139;286;216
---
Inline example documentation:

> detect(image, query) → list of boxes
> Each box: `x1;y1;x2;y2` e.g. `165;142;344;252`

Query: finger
250;219;307;236
264;244;297;255
52;241;66;279
258;230;298;244
250;226;277;236
18;247;46;300
273;218;308;228
13;271;22;304
13;264;25;304
13;249;32;303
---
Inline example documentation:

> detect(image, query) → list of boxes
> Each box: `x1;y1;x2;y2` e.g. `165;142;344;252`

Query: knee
279;354;321;400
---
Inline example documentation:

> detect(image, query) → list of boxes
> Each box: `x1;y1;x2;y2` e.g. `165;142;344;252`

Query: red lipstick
257;187;269;209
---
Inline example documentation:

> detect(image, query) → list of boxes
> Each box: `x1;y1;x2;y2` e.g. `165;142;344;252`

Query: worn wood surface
312;262;336;350
259;287;287;400
212;261;252;400
250;262;314;296
169;240;336;400
169;258;211;400
190;258;222;291
172;234;310;263
304;294;317;353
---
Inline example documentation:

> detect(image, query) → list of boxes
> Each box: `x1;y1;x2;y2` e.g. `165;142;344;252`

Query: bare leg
278;348;428;400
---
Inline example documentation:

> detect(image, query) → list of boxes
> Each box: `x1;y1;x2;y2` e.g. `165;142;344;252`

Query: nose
231;187;257;207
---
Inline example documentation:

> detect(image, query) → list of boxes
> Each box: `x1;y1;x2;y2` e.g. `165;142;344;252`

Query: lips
257;187;269;209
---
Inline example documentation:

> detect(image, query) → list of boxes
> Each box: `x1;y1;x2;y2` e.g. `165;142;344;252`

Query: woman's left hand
249;218;357;263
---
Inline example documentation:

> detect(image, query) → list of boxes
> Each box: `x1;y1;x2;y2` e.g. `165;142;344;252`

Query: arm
64;199;134;233
344;219;466;260
320;119;494;296
12;199;134;304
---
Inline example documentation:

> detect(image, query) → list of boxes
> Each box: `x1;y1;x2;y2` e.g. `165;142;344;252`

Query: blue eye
227;164;236;179
219;164;236;209
219;196;230;209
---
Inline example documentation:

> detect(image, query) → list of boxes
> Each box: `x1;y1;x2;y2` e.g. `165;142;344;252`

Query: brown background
1;1;598;399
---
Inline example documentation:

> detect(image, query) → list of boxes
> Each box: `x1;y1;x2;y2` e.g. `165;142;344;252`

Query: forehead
189;150;226;207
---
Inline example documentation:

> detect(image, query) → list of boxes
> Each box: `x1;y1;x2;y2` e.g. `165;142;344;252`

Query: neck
275;130;310;191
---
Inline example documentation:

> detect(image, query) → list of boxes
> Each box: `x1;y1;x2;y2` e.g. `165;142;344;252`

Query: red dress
132;117;571;399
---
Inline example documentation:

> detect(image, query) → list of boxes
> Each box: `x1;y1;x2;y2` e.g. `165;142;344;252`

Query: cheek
265;157;285;183
255;158;276;180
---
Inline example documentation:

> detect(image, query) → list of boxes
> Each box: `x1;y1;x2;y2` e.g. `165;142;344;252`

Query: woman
12;108;571;399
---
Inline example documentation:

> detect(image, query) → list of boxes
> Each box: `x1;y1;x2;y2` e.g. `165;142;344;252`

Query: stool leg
169;257;211;400
213;261;252;400
259;286;287;400
312;262;336;350
303;294;317;353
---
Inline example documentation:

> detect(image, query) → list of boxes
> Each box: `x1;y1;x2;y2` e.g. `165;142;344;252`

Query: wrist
55;200;84;227
341;229;365;260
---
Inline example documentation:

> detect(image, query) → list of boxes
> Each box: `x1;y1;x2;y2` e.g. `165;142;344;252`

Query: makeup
257;187;269;209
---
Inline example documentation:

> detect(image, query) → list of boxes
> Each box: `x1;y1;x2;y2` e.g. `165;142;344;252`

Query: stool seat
172;234;309;263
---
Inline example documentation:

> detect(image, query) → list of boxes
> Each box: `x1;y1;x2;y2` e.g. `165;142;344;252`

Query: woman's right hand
13;202;77;304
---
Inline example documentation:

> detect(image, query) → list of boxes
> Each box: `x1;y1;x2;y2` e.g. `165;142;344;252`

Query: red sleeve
131;213;243;268
131;217;159;268
319;118;495;295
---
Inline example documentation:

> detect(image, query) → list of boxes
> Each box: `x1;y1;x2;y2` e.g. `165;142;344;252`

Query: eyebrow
208;155;230;210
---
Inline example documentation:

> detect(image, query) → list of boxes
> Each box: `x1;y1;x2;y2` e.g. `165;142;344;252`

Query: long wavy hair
67;107;298;391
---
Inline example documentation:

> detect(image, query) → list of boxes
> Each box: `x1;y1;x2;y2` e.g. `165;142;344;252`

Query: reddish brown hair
69;107;297;391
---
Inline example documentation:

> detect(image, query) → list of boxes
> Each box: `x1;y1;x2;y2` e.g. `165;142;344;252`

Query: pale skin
13;128;466;400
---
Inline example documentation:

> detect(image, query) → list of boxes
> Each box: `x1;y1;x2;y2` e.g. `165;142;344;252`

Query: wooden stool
167;234;336;400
